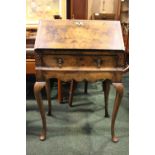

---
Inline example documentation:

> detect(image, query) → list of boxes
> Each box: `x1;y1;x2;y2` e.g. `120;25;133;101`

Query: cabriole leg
111;83;124;143
34;82;47;141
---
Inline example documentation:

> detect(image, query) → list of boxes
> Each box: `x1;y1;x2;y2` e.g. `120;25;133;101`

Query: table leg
34;82;47;141
68;80;75;107
103;80;111;118
84;80;88;94
57;80;63;103
45;79;52;116
111;83;124;143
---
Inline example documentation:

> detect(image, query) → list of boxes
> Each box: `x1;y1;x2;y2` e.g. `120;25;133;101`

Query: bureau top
34;20;125;52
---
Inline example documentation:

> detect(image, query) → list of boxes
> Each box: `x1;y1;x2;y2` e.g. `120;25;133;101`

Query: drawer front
42;54;119;68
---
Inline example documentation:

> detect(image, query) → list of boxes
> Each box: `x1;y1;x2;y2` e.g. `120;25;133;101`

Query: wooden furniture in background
34;19;128;142
68;0;88;19
26;59;35;74
120;0;129;63
114;0;121;20
120;0;129;24
26;24;37;75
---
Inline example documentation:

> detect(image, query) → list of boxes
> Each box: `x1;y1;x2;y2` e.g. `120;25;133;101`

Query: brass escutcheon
57;58;64;68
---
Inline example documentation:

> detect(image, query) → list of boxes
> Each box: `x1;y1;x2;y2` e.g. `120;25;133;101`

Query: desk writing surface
35;20;125;52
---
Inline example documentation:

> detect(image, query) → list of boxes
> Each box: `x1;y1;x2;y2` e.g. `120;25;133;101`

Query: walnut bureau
34;20;128;143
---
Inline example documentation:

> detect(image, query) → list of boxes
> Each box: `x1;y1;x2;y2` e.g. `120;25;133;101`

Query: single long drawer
42;54;121;69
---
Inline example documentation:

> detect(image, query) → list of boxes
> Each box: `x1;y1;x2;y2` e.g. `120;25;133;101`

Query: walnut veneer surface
34;19;128;143
35;20;124;50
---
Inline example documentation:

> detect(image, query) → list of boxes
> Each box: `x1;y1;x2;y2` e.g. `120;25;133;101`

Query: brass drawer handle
57;58;64;68
95;59;103;68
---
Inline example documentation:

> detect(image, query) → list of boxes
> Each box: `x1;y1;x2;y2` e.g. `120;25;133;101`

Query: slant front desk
34;20;128;142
